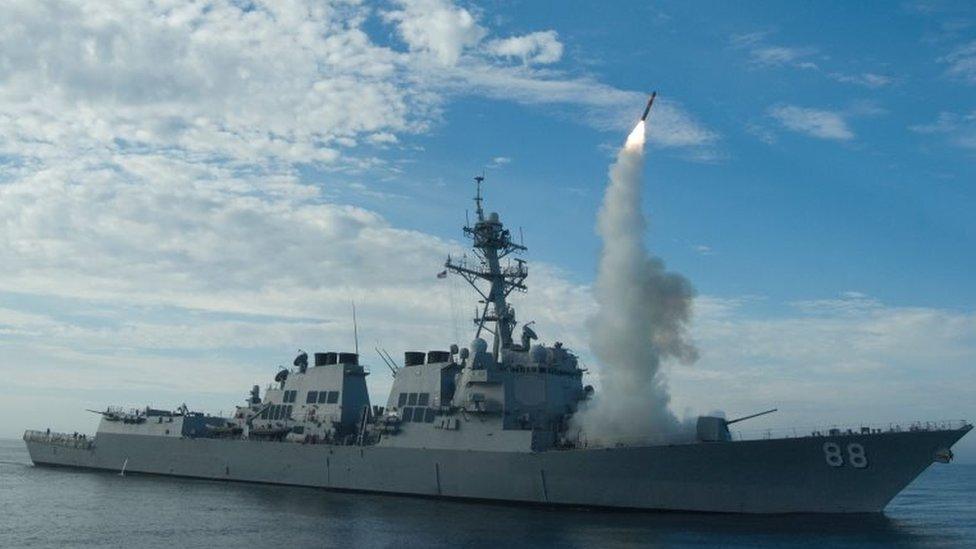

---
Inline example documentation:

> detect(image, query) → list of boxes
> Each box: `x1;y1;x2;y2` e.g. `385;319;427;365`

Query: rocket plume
571;120;698;445
625;120;646;150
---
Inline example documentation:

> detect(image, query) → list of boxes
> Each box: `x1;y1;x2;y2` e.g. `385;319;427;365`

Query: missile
640;91;657;122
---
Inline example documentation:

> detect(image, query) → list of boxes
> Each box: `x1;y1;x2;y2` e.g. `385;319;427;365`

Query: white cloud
0;0;428;169
731;32;891;88
745;121;777;144
730;33;817;69
729;31;769;49
379;2;714;147
910;111;976;150
940;40;976;84
414;62;716;147
790;291;883;316
383;0;487;66
768;105;855;141
485;30;564;65
751;46;818;67
828;72;893;88
910;112;963;134
0;0;716;179
488;156;511;168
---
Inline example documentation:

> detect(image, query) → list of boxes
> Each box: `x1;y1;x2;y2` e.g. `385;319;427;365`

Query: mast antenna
444;175;528;356
474;175;485;222
352;301;359;355
374;346;398;375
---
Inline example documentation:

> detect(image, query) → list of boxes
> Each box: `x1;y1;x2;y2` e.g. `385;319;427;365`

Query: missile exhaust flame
625;120;645;151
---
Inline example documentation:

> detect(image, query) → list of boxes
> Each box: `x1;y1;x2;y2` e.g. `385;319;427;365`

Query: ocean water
1;440;974;549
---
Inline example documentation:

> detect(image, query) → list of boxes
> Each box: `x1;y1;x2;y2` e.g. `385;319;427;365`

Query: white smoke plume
571;121;698;445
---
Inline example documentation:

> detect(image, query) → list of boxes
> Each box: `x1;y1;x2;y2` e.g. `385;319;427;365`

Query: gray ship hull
24;426;970;514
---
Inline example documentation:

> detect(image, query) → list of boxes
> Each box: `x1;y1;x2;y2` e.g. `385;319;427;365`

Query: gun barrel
725;408;778;425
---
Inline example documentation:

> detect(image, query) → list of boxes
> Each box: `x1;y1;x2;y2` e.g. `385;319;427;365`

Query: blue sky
1;0;974;458
387;0;976;309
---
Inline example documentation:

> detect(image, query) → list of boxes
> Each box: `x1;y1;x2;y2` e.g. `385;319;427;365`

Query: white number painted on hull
823;442;844;467
823;442;868;468
847;442;868;468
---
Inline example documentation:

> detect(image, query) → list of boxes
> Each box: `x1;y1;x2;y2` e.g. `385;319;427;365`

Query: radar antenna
473;175;485;221
444;176;528;358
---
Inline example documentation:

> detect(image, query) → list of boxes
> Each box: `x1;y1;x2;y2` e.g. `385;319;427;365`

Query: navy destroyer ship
24;178;971;513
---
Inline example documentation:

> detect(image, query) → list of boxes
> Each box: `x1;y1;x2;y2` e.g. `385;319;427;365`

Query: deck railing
23;430;95;450
569;419;971;450
730;419;971;441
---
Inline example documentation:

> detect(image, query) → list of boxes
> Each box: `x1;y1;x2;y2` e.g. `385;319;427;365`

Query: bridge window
327;391;339;404
408;393;418;406
398;393;408;407
284;405;292;419
402;407;414;422
318;391;328;404
306;391;318;404
418;393;430;406
424;408;435;423
260;407;269;419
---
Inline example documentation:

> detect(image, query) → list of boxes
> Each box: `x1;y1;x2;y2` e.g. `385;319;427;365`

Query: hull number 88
823;442;868;468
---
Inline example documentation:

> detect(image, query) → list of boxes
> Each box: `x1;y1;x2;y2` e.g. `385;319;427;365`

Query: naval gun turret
696;408;778;442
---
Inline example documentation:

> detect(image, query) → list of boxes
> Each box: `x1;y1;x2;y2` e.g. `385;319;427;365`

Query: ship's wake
570;120;698;446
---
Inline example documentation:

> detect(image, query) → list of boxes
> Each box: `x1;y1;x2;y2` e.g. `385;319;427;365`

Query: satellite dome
470;338;488;354
530;344;548;363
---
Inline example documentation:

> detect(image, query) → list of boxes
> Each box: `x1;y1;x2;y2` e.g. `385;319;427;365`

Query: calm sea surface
1;439;974;548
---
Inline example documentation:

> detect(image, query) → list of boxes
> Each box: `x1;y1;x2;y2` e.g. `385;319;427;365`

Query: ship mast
445;176;528;358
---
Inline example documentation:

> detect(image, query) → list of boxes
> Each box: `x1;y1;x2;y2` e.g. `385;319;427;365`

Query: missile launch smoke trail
571;119;698;445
